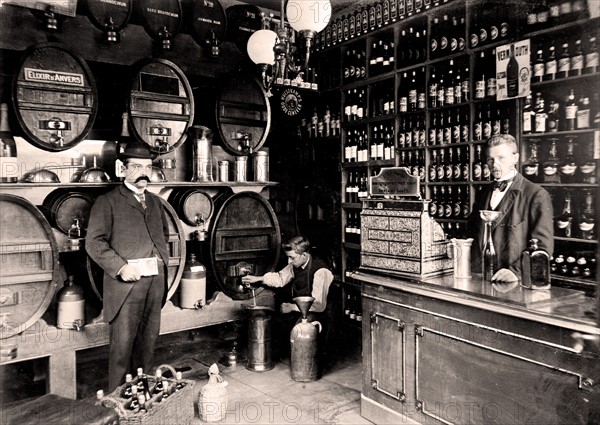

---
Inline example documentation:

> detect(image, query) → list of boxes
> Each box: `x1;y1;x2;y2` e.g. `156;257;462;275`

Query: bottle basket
97;364;195;425
198;374;228;423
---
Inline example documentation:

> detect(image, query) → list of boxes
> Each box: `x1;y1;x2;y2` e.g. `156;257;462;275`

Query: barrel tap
193;214;207;241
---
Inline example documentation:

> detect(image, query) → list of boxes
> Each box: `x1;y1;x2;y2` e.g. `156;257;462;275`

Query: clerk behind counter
465;134;554;282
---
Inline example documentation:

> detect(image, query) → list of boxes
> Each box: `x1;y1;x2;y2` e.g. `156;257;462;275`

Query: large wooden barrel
167;188;214;226
84;0;133;40
225;4;262;53
209;191;281;300
86;198;186;303
0;194;60;339
12;42;98;152
128;59;194;155
187;0;227;47
215;74;271;155
40;189;95;234
136;0;182;47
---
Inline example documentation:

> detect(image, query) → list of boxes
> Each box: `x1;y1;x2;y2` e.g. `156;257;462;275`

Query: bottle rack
313;0;599;292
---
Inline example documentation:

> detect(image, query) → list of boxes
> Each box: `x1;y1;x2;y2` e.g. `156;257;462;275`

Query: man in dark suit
466;134;554;282
86;142;169;391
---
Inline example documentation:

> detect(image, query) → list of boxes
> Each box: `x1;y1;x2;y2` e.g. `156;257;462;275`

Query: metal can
253;150;269;182
234;156;247;182
218;160;229;182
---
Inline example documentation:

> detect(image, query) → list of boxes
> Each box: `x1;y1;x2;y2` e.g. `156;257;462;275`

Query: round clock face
280;88;303;116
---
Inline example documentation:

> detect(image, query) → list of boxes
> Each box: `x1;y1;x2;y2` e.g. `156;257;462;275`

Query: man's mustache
135;176;151;183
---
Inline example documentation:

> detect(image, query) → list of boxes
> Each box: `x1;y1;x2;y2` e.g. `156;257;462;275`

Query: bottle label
377;143;384;158
523;113;532;132
461;124;469;142
453;164;461;180
437;128;444;144
558;58;570;74
399;97;408;112
493;120;501;135
370;144;377;159
571;55;583;71
431;39;438;52
453;124;460;142
440;36;448;50
384;146;391;160
483;122;492;138
560;164;577;176
429;202;437;216
429;166;436;181
450;37;458;51
547;116;558;131
429;128;437;145
445;88;454;105
398;132;405;147
586;52;599;69
474;122;482;140
437;87;445;104
454;85;462;103
418;93;426;110
483;164;491;180
535;113;547;132
419;129;426;145
545;60;557;76
486;78;497;97
577;109;590;128
500;22;509;38
444;127;452;144
473;164;482;179
462;164;470;180
479;28;487;44
470;33;478;48
533;63;544;78
565;105;577;120
560;2;572;15
523;164;539;176
490;25;498;41
409;89;417;105
405;131;412;146
475;80;485;99
437;166;444;180
462;81;470;101
543;164;557;176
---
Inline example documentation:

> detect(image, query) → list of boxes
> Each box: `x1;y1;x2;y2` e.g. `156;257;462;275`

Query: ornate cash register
359;167;452;277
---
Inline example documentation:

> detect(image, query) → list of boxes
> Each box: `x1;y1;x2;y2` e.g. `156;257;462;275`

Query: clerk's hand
119;264;141;282
280;302;296;314
491;268;518;283
241;275;262;285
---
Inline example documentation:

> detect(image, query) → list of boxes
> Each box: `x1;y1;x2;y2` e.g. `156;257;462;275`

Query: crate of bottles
98;364;195;425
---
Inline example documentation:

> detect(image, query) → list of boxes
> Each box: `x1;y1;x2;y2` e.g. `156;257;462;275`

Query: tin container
234;156;247;182
218;160;230;182
253;151;269;182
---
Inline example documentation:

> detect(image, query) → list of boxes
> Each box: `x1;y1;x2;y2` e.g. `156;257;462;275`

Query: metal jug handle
310;321;322;333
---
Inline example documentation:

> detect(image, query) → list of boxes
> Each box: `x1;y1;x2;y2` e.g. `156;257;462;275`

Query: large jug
449;238;474;279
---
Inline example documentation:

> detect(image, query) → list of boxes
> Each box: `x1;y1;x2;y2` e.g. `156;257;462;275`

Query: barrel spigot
193;215;207;241
73;319;83;332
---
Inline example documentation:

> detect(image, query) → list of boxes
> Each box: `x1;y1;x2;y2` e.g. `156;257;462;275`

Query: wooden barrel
187;0;227;47
12;42;98;152
40;189;95;234
215;74;271;155
225;4;262;53
136;0;182;46
84;0;133;39
86;198;186;303
167;188;214;226
209;191;281;300
0;194;60;338
128;59;194;156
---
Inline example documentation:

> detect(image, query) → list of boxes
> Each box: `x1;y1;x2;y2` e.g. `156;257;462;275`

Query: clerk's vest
291;256;329;298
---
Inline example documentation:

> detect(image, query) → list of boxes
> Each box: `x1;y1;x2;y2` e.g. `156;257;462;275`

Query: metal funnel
293;296;314;319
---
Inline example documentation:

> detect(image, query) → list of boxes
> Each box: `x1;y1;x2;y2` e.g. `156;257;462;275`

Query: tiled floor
152;326;374;425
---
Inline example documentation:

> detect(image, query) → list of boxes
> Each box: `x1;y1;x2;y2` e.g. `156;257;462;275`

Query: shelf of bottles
341;281;363;328
325;0;598;289
518;15;599;289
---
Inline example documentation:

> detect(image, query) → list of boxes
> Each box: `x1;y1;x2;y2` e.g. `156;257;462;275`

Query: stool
3;394;118;425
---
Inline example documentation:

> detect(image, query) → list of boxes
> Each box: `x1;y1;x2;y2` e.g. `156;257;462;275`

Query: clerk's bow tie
492;178;513;192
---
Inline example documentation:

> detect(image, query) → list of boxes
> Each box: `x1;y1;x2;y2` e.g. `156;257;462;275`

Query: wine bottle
122;374;134;399
154;369;164;394
0;103;19;183
579;144;597;183
559;138;577;183
546;101;560;132
556;42;571;79
532;49;545;83
570;39;584;77
533;92;547;133
565;88;578;130
544;45;557;81
473;145;483;181
429;150;438;182
555;192;574;237
576;96;590;129
578;190;596;240
584;36;598;74
543;139;560;183
506;43;520;98
128;386;140;411
522;142;541;183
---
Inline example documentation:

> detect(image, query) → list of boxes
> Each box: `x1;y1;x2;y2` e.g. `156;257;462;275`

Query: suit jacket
86;185;170;323
466;173;554;276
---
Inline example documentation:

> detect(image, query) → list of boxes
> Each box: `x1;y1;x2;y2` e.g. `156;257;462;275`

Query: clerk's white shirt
490;170;517;210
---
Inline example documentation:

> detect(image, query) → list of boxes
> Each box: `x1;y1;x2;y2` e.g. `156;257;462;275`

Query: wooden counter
353;271;600;425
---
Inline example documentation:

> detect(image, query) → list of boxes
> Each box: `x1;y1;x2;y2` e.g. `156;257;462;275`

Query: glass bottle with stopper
520;239;551;289
480;210;501;282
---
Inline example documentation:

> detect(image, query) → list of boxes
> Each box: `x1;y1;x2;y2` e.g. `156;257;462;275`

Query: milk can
190;126;214;182
252;151;269;182
234;156;247;182
290;297;321;382
180;254;206;308
56;275;85;330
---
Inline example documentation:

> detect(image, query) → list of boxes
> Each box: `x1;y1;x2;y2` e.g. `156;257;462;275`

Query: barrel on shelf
12;42;98;152
86;198;186;303
209;191;281;300
215;74;271;155
40;189;95;234
128;58;194;156
0;194;60;339
167;188;215;226
187;0;227;47
225;4;262;53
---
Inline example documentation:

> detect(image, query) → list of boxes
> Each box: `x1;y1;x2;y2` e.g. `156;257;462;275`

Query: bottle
555;192;574;237
462;66;470;102
482;218;497;282
520;239;551;289
556;42;571;79
0;103;18;183
564;89;578;130
473;145;483;181
136;368;145;392
138;394;147;414
543;139;560;183
475;51;486;100
579;144;597;183
578;190;595;240
546;100;560;132
128;386;140;411
429;150;438;182
56;275;85;330
486;49;497;99
559;138;577;183
506;43;520;97
429;187;438;217
544;45;557;81
96;390;104;400
521;142;542;184
570;39;583;77
430;17;440;58
462;148;470;182
154;369;164;394
175;371;186;391
534;93;547;133
532;49;545;83
122;374;134;399
584;36;598;74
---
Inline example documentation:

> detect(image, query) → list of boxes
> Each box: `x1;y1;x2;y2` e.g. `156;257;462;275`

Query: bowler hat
119;142;154;160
